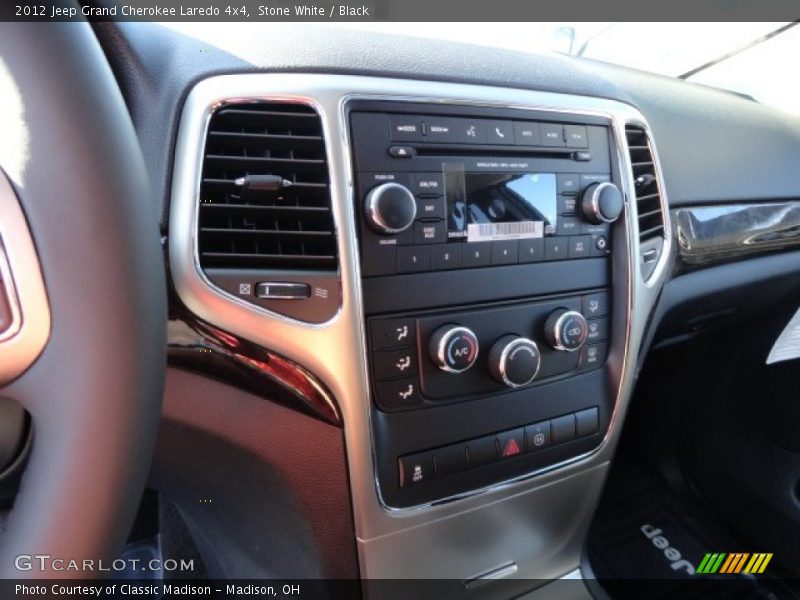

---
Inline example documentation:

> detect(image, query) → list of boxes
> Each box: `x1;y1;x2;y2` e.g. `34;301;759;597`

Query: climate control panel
367;290;609;412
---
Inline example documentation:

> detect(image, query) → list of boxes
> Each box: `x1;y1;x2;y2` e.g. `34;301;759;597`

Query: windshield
319;22;799;116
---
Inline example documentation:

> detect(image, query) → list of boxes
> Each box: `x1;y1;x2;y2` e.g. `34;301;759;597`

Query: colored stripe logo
696;552;773;574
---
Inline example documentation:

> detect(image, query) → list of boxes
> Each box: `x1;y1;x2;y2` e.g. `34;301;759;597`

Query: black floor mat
587;459;798;600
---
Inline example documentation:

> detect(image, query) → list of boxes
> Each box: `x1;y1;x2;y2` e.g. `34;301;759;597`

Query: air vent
197;102;337;271
625;125;666;278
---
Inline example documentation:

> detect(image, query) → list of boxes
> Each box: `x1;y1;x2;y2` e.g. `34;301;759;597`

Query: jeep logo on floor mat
641;524;696;575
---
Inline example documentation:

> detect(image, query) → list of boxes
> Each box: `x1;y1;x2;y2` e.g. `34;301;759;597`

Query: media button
557;174;580;195
416;197;446;220
485;120;514;145
397;245;431;273
513;121;541;146
564;125;589;148
491;240;518;265
431;244;462;270
518;238;544;263
457;119;487;143
558;195;578;215
557;217;580;236
568;235;591;259
461;242;492;268
544;237;569;261
388;145;414;158
414;221;447;245
541;123;565;147
423;117;461;143
412;173;444;195
389;115;423;142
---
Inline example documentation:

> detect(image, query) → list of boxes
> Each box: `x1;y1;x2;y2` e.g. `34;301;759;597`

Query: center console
172;74;671;584
350;101;625;507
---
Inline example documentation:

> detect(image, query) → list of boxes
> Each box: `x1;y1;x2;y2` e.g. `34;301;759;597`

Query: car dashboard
100;22;800;595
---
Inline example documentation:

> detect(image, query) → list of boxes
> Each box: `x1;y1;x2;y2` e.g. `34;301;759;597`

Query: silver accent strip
464;562;519;588
0;171;50;384
169;74;672;580
255;282;310;300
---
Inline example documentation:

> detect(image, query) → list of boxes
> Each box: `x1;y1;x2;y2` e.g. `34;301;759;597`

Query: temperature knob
363;182;417;234
488;335;541;388
429;325;479;374
581;182;623;225
544;309;588;352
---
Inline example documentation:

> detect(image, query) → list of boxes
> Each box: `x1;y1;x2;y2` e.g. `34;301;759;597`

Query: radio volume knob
429;325;479;374
364;182;417;234
544;309;588;352
581;182;623;225
488;336;541;388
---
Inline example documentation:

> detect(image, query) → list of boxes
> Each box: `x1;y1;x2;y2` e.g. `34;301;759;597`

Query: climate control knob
581;182;623;225
488;335;541;388
544;309;588;352
364;182;417;234
429;325;479;374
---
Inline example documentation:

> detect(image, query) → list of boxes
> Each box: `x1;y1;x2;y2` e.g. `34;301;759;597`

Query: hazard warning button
497;428;525;459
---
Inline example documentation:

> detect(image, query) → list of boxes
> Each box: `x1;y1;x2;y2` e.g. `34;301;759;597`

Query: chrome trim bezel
0;171;51;385
169;74;673;578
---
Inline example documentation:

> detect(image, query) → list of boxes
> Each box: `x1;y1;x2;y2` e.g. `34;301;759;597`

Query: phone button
485;120;514;144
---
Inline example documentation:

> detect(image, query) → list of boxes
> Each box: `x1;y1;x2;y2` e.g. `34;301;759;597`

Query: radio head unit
349;102;621;277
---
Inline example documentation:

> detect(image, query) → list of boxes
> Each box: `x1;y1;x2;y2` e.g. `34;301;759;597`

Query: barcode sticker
467;221;543;242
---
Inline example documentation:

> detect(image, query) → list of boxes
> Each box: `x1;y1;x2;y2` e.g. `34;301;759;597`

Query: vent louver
625;125;665;243
625;125;666;278
197;102;337;271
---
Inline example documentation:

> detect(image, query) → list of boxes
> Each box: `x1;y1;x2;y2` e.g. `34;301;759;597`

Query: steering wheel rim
0;20;166;577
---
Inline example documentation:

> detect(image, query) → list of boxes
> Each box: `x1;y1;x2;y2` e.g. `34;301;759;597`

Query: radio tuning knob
429;324;479;374
363;182;417;235
488;335;541;388
581;182;623;225
544;309;588;352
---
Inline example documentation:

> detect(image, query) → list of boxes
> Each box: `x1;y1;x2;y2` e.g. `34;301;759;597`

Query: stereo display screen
444;164;557;242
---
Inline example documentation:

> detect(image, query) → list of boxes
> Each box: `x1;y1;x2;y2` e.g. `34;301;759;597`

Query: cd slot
415;144;575;160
